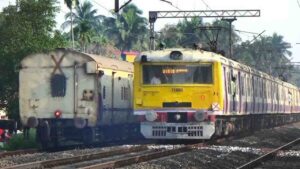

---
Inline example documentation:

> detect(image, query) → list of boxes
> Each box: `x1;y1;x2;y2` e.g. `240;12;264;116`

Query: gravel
1;122;300;169
121;122;300;169
0;145;139;168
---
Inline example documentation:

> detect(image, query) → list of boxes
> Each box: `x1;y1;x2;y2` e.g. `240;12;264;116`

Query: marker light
194;111;206;122
54;110;62;118
145;111;157;122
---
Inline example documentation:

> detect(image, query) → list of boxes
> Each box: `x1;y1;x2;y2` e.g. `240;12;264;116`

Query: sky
1;0;300;61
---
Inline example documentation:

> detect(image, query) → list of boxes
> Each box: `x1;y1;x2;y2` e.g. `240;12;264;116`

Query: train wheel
83;127;94;145
38;120;50;149
214;119;223;136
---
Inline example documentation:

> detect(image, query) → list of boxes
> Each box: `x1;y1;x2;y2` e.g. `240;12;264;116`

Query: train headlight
194;111;205;122
145;111;157;122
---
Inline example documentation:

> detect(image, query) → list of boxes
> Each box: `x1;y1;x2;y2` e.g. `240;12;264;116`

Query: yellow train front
133;49;223;139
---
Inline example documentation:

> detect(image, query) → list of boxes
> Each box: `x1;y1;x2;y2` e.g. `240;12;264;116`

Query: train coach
133;48;300;140
19;48;138;146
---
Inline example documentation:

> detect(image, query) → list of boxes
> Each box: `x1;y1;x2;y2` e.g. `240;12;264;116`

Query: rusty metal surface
2;146;147;169
0;149;38;159
236;137;300;169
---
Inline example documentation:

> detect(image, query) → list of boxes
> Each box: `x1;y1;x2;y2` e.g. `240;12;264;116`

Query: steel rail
0;149;38;158
236;137;300;169
2;145;148;169
79;143;206;169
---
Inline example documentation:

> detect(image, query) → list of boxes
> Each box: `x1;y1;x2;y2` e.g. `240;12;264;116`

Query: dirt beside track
121;122;300;169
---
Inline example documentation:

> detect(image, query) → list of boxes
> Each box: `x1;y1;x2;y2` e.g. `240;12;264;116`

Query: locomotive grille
152;126;167;137
167;112;187;123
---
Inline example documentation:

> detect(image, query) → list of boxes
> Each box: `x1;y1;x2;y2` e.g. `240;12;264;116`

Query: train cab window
142;64;213;84
50;74;66;97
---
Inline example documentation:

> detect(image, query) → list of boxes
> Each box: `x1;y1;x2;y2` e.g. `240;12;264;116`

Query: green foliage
0;0;66;120
103;4;148;51
1;129;38;150
235;33;292;79
64;0;79;10
157;18;239;55
62;1;104;52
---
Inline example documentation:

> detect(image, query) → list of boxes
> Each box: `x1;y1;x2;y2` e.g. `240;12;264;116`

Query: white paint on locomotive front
20;50;96;126
19;48;134;128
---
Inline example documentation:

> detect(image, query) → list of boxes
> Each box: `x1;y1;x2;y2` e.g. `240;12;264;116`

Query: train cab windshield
143;64;213;85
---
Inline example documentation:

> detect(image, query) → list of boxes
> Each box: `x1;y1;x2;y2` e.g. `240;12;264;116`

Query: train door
252;76;256;113
111;71;116;124
288;89;292;113
238;72;243;114
127;74;134;122
258;78;263;113
230;68;238;113
223;66;228;114
271;82;274;113
262;79;266;113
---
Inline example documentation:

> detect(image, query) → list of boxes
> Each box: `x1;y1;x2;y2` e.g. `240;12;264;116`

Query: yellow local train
133;48;300;140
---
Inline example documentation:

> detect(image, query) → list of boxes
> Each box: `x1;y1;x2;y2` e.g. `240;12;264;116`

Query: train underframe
141;113;300;140
214;113;300;137
34;119;142;148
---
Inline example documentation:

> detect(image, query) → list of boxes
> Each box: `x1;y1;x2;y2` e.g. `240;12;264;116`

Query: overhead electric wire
160;0;181;10
91;0;112;14
200;0;212;10
235;29;260;35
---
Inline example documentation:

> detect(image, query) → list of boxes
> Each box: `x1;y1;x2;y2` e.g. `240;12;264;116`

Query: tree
62;1;103;52
103;4;148;51
64;0;79;48
0;0;66;120
235;33;292;79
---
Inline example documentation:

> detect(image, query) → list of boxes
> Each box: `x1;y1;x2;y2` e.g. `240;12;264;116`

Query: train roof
21;48;133;73
136;48;298;90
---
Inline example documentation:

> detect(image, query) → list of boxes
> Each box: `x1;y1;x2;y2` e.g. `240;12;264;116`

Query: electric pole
115;0;132;13
148;10;260;58
221;18;236;59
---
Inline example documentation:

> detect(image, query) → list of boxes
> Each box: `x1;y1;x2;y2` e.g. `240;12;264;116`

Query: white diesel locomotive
19;48;138;146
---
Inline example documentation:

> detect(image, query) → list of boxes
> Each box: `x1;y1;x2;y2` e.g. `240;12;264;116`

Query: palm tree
104;4;147;51
62;1;103;52
64;0;79;49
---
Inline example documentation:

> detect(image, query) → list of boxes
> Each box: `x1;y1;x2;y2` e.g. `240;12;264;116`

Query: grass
0;129;39;151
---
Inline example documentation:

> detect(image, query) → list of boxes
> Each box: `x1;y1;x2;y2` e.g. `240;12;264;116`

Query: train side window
103;86;106;99
241;76;244;96
253;77;257;97
253;77;255;97
228;72;231;94
247;75;251;96
260;79;263;97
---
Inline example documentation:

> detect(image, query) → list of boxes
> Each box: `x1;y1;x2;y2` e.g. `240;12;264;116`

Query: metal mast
149;10;260;58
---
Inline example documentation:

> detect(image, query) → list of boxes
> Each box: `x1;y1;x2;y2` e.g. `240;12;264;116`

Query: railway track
2;143;205;169
236;137;300;169
0;149;38;158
